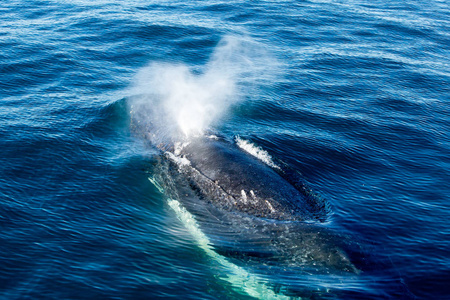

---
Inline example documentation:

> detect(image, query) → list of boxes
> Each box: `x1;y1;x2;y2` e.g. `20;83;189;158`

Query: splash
129;35;280;145
236;136;280;169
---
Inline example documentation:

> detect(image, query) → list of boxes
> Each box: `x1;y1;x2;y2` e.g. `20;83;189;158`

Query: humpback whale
125;35;415;297
164;135;328;222
151;134;360;277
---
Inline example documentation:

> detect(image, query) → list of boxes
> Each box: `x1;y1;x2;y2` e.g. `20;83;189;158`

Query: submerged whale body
165;135;329;222
152;134;361;278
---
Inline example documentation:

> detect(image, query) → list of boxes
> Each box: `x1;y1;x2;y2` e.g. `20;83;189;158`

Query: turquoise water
1;0;449;299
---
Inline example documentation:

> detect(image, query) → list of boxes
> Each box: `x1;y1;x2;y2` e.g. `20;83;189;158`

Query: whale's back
176;138;327;221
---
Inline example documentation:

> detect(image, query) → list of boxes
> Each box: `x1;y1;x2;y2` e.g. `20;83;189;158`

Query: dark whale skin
153;135;363;278
170;136;328;222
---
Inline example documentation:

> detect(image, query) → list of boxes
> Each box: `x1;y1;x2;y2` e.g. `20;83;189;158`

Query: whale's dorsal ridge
165;135;329;222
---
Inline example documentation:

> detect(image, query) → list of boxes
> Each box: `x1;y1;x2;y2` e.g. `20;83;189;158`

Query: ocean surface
1;0;449;299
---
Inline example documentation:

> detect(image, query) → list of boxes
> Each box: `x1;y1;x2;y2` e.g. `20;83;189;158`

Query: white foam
265;200;276;213
207;135;219;140
241;190;248;204
236;137;280;169
173;141;190;156
165;151;191;167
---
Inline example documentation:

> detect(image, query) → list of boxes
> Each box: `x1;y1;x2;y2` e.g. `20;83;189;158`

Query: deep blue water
1;0;449;299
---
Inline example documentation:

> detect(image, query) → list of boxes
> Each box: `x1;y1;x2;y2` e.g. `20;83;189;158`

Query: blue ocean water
1;0;449;299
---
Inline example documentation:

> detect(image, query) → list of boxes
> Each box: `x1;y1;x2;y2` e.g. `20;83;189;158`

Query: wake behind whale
128;36;373;298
